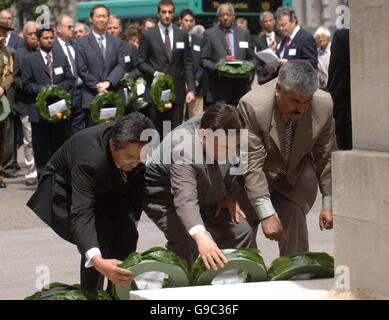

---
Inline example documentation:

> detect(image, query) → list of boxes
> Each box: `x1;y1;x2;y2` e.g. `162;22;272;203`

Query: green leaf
150;75;176;112
90;91;124;124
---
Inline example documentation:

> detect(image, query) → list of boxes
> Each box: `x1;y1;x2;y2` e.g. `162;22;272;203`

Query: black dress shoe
4;172;17;178
25;178;37;186
0;181;6;188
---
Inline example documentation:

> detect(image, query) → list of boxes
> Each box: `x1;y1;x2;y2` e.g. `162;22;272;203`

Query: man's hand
269;39;277;52
96;81;110;93
185;91;195;104
215;195;246;224
92;255;134;286
154;72;165;77
266;65;277;74
194;231;228;271
277;59;288;66
0;87;4;97
261;215;285;241
319;209;333;231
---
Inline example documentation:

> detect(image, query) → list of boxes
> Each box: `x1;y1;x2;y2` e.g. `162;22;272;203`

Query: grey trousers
146;208;258;270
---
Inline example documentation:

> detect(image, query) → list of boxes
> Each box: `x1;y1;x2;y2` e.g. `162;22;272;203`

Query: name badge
193;45;200;52
54;67;63;75
288;49;297;56
239;41;249;49
176;42;185;49
124;55;131;63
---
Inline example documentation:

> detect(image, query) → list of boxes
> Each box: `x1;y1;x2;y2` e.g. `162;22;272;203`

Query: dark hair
275;6;298;24
180;8;194;20
158;0;175;12
200;103;243;133
36;27;54;39
90;4;110;18
108;112;155;150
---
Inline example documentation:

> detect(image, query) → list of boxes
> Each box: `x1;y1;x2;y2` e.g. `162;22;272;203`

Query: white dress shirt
56;37;83;86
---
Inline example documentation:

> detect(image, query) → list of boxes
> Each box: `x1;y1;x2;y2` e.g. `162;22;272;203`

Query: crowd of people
0;0;351;291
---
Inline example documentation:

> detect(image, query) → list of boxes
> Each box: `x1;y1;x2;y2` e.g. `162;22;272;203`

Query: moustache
292;110;301;115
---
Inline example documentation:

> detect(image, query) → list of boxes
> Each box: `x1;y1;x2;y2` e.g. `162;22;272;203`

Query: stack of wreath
151;74;176;112
34;85;72;123
121;73;148;110
89;91;124;124
216;55;255;79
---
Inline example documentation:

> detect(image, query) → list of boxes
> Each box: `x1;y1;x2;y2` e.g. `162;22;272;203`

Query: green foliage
0;95;10;122
89;91;124;124
35;84;72;123
216;58;255;79
150;74;175;112
121;73;137;105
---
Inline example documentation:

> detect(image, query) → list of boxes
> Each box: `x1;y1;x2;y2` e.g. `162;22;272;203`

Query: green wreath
216;57;255;79
35;85;72;123
90;91;124;124
0;95;11;122
135;78;148;110
121;73;137;105
151;74;176;112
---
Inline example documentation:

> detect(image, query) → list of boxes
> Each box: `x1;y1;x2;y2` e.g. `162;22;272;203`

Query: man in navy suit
0;9;25;50
266;7;318;75
21;27;73;176
54;14;85;136
137;0;195;137
76;5;126;128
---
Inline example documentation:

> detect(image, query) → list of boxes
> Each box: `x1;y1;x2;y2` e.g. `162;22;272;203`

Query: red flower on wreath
226;55;236;61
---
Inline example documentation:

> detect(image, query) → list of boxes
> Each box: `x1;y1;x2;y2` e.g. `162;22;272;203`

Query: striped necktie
46;54;53;84
225;29;232;55
283;119;296;172
119;168;127;184
165;28;172;61
98;36;105;58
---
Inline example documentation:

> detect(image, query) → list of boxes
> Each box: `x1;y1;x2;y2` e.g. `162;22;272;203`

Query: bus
76;0;293;35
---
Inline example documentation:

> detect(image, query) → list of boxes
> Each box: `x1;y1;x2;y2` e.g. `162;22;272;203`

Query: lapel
104;34;114;67
233;27;239;57
216;25;230;55
260;34;268;49
287;107;313;173
88;33;104;62
153;26;169;62
269;104;285;156
36;51;50;78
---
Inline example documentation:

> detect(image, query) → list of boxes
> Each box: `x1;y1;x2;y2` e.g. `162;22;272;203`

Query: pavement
0;147;334;300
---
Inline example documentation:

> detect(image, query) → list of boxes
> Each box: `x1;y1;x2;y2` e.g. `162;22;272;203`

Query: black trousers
69;88;85;136
80;199;138;291
31;120;69;176
148;103;183;139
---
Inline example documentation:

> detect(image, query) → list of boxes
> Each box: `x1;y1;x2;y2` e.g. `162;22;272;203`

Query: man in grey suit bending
76;4;125;127
143;104;259;269
238;60;336;258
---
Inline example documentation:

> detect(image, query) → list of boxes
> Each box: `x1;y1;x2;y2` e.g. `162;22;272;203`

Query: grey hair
217;3;235;16
23;21;37;33
278;60;318;96
260;11;274;22
275;6;298;24
191;24;205;38
314;26;331;39
75;22;90;33
55;14;72;28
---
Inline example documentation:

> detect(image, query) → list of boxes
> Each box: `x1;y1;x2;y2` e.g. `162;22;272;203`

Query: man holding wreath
21;27;73;176
137;0;195;137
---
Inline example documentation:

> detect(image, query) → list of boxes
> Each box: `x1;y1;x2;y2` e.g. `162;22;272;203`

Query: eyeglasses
66;25;74;29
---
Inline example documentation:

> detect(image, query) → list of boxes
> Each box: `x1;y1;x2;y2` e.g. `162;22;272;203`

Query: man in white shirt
55;14;85;135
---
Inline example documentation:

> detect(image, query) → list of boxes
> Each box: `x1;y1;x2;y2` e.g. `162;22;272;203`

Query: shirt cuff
188;225;206;238
322;194;333;210
85;247;101;268
250;195;277;221
153;71;159;77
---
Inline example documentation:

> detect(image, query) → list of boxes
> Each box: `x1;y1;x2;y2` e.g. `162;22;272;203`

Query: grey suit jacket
237;79;337;212
75;33;125;109
137;24;195;104
142;114;257;233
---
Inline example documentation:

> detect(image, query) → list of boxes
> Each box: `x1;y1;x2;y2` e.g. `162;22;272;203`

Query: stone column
332;0;389;299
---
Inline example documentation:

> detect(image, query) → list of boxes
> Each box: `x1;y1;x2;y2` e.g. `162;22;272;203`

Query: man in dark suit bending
27;112;155;290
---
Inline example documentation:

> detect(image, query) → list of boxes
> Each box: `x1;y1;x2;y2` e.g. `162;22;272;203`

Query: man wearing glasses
54;14;85;136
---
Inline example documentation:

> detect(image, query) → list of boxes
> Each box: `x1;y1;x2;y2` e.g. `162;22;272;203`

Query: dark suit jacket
254;33;280;85
327;29;352;150
123;41;142;79
7;32;25;50
76;33;126;109
201;25;256;104
26;122;142;255
12;44;35;115
53;37;77;78
21;49;74;123
190;33;206;97
277;27;318;69
137;24;195;104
